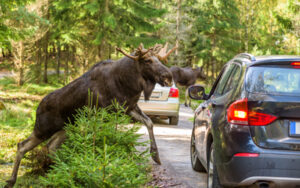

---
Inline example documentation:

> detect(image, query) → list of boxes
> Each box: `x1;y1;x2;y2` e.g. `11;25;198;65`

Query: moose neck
193;69;201;78
112;57;145;94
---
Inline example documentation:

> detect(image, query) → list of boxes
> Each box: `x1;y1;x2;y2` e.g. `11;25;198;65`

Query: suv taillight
227;98;277;126
169;88;179;98
291;62;300;68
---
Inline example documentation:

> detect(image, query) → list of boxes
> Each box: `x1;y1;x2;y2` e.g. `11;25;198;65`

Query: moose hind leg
5;133;44;188
39;130;66;170
130;106;161;165
47;130;66;154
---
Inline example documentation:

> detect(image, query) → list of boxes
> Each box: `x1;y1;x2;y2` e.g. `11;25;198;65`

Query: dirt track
138;105;207;188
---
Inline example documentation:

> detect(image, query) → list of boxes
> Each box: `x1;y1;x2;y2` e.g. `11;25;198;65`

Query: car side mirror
188;85;207;100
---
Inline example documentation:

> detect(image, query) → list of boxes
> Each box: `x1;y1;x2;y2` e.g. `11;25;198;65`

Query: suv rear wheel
207;144;222;188
190;130;206;172
169;116;179;125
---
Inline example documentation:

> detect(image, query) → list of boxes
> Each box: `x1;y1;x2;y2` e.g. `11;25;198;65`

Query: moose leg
5;133;44;188
185;87;190;107
39;130;66;170
129;105;161;165
47;130;66;154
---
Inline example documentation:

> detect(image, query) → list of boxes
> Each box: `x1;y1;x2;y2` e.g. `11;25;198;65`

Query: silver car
138;83;180;125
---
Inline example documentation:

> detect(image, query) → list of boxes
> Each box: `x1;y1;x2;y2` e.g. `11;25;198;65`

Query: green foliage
40;105;150;187
50;0;165;48
0;76;62;96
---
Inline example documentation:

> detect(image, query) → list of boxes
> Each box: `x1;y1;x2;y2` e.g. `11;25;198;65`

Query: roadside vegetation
40;105;149;187
0;76;60;187
0;77;150;187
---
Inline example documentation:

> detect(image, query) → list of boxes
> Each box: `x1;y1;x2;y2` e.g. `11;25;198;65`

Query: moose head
116;43;176;88
194;66;206;80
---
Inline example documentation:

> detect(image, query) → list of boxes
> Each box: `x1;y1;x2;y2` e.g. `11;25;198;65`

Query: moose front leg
129;106;161;165
184;87;189;107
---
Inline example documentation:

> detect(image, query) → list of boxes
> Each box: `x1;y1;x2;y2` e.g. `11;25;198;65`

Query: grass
0;76;61;187
0;76;63;97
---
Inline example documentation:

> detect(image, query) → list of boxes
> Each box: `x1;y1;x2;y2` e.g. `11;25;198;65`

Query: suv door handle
211;102;224;108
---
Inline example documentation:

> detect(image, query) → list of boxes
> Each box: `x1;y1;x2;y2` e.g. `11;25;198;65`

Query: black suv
189;53;300;188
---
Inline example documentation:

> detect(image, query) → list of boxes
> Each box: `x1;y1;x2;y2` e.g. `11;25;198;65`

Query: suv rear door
246;61;300;151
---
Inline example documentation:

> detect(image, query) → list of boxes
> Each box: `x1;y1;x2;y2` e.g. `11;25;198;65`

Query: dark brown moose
170;66;206;107
5;44;176;188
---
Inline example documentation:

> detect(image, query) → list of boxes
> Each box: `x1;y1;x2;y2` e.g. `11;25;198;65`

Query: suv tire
207;144;222;188
190;131;206;172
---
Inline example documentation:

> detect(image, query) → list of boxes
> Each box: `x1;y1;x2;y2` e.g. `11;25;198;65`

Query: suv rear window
246;66;300;96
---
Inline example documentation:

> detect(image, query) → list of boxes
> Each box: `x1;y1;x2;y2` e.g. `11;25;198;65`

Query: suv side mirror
188;85;207;100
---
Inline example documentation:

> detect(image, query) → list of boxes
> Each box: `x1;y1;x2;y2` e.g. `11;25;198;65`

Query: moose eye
145;59;152;64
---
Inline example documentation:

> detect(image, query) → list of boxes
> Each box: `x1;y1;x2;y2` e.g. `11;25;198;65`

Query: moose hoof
184;103;188;107
150;149;161;165
152;154;161;165
5;179;16;188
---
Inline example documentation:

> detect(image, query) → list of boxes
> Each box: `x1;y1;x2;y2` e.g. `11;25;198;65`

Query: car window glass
222;65;241;94
213;64;235;96
246;66;300;96
207;66;227;97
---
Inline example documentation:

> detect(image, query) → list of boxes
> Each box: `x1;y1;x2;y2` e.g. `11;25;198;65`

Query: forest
0;0;299;85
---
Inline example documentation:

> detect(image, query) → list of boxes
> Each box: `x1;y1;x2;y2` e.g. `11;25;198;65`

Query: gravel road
138;105;207;188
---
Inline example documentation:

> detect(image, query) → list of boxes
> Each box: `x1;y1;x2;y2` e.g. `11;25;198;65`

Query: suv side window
213;64;236;96
222;64;241;94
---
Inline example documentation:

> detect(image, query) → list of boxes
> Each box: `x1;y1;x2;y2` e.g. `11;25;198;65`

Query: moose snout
161;72;173;87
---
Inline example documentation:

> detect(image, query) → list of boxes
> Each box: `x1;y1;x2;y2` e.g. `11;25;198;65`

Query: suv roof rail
234;53;256;61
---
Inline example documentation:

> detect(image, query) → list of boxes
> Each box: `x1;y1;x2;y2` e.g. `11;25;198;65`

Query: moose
170;66;206;107
5;43;176;188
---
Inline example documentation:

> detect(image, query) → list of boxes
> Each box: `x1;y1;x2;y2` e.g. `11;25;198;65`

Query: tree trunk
244;0;249;52
56;43;61;77
1;48;4;58
211;33;217;79
175;0;181;58
108;44;112;59
97;44;103;61
205;59;209;77
43;40;48;83
19;67;24;86
64;45;69;85
36;40;42;84
72;46;76;76
18;42;24;86
206;59;210;85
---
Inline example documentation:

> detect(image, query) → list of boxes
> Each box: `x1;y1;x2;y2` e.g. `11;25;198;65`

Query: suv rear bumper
219;152;300;187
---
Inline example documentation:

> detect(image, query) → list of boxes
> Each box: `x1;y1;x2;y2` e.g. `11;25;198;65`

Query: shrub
40;104;150;188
